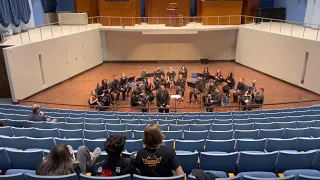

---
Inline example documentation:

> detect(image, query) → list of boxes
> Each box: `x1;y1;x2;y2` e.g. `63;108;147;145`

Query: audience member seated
93;135;136;176
135;124;184;177
37;144;101;176
28;104;56;122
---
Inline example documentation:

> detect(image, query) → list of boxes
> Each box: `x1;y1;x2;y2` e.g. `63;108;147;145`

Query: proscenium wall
3;29;103;102
236;27;320;94
103;30;238;61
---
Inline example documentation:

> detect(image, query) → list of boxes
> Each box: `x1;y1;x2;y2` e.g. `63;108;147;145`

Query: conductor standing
156;85;170;113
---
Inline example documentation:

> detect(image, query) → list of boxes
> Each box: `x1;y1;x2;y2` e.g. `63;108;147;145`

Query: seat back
205;139;235;153
242;175;296;180
108;130;133;140
296;121;315;128
176;151;199;175
190;124;211;131
83;130;108;140
275;151;317;173
208;130;234;140
55;138;84;150
233;123;253;130
164;139;174;149
133;174;184;180
35;128;60;138
265;138;297;152
283;128;309;139
177;120;194;125
26;173;79;180
235;139;266;152
258;129;284;139
200;152;238;173
83;139;105;152
162;131;182;140
6;149;43;170
59;129;83;139
169;124;190;131
175;139;205;152
105;123;127;131
127;124;146;131
308;127;320;138
295;137;320;151
0;126;13;136
66;117;83;123
27;137;56;150
124;139;143;153
133;130;144;139
64;123;84;130
254;122;275;130
275;122;296;129
184;131;208;140
238;152;278;172
80;174;131;180
0;173;26;180
234;130;259;139
211;124;233;131
0;136;29;150
0;148;11;174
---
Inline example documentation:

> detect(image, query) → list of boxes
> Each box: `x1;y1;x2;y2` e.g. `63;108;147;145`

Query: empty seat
66;117;83;123
265;113;282;118
162;131;182;140
190;124;211;131
83;130;108;140
305;115;320;121
55;138;84;151
139;119;157;125
199;152;238;178
175;139;205;152
177;120;194;125
100;115;117;120
6;149;43;170
84;139;105;152
127;124;146;131
150;115;166;120
275;151;318;174
295;137;320;151
208;130;234;140
0;126;13;136
46;122;66;129
216;115;232;120
195;119;213;124
121;119;139;124
213;120;233;125
11;127;35;137
235;139;266;153
233;123;253;130
124;139;143;153
183;116;198;120
167;115;182;120
295;174;320;180
233;119;251;124
205;139;235;153
237;152;278;178
8;120;27;128
26;173;79;180
27;121;48;129
309;127;320;138
105;123;126;131
184;131;208;140
164;139;174;149
275;122;296;129
258;129;284;139
249;114;265;119
254;122;274;130
233;114;249;120
199;115;215;120
287;116;305;122
283;128;309;139
27;137;56;150
265;138;297;152
211;124;233;131
269;117;288;123
64;123;84;130
84;118;102;124
158;124;168;131
134;115;149;120
85;123;106;131
0;172;26;180
297;121;315;128
102;119;121;124
13;114;29;120
59;129;83;139
68;113;84;119
108;130;133;140
251;118;269;124
0;136;29;150
80;173;130;180
169;124;189;131
85;114;101;119
234;130;259;139
133;130;144;139
314;120;320;127
176;151;199;175
35;128;59;138
158;120;176;125
133;174;184;180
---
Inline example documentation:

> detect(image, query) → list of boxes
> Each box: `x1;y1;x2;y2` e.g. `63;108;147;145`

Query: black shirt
111;80;120;91
207;85;216;95
135;146;181;177
93;157;136;177
167;71;176;80
176;79;186;89
179;69;188;79
154;70;165;79
156;89;170;107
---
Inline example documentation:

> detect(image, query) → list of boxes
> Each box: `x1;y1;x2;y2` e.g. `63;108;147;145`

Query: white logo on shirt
116;167;121;173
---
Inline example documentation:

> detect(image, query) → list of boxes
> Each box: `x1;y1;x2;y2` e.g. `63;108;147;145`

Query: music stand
136;77;143;82
187;82;196;88
145;73;154;78
170;94;181;113
128;76;135;82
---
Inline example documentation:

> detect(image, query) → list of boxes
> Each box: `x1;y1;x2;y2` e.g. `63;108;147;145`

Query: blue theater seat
46;122;66;129
83;139;105;152
64;123;84;130
242;175;296;180
158;120;176;125
213;120;233;125
105;123;126;131
85;114;101;119
108;130;133;140
216;115;232;120
133;174;184;180
28;122;48;129
134;115;149;120
55;138;84;151
133;130;144;139
183;115;198;120
26;137;56;151
176;151;199;175
283;128;309;139
235;139;266;153
169;124;190;131
295;138;320;152
162;131;182;140
164;139;174;149
237;152;278;178
234;130;259;139
254;123;275;130
139;119;157;125
208;130;234;140
205;139;235;153
84;118;102;124
0;148;11;175
175;139;205;152
34;128;59;138
83;130;108;140
11;127;35;137
265;138;297;152
0;126;13;136
6;149;43;170
296;121;315;128
80;174;131;180
0;136;29;150
309;127;320;138
124;139;143;153
26;173;78;180
233;123;254;130
102;119;121;124
295;174;320;180
177;120;194;125
258;129;284;139
200;152;238;178
0;173;26;180
8;120;27;128
275;122;296;129
84;123;105;131
127;124;146;131
184;131;208;140
233;114;249;120
66;117;83;123
190;124;211;131
59;129;83;139
211;124;233;131
121;119;139;124
250;118;269;124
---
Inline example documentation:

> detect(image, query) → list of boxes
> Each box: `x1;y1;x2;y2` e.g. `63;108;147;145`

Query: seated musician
222;72;235;97
214;69;224;86
145;79;155;102
141;67;148;83
131;90;147;112
253;88;264;106
240;81;259;111
154;66;165;82
111;75;121;104
102;79;114;102
156;85;170;113
167;67;176;88
89;90;102;106
155;74;166;89
203;68;211;80
233;78;246;103
188;77;204;105
206;88;222;112
94;82;111;107
178;66;188;80
203;79;216;106
119;73;132;101
175;74;186;101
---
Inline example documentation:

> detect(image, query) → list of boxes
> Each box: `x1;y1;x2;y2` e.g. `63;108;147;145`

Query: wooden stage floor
23;62;320;112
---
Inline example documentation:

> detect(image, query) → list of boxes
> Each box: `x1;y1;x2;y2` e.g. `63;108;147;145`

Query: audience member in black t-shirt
135;124;184;177
93;135;136;177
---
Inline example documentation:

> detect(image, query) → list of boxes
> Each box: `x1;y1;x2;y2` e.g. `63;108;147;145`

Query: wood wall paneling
146;0;191;24
201;0;244;25
98;0;140;26
74;0;99;23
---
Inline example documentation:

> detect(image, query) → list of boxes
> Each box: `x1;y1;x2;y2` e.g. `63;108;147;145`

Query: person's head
142;67;146;72
147;78;151;84
143;124;164;148
209;79;214;86
121;73;125;78
215;88;220;93
178;74;183;79
161;75;165;80
197;77;202;81
102;79;107;85
228;72;233;78
37;144;73;176
259;88;264;93
132;90;138;96
104;135;126;158
252;80;256;87
181;66;185;70
113;75;118;80
0;121;4;127
97;82;102;89
204;68;209;73
217;69;221;74
32;104;41;114
156;66;160;71
160;85;165;91
239;78;244;83
169;66;173;71
91;90;96;96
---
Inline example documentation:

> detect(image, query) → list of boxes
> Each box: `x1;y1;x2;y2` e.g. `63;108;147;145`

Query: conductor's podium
165;3;185;27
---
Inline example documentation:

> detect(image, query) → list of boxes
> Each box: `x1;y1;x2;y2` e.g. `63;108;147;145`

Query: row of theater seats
1;126;320;139
1;147;320;179
1;135;320;153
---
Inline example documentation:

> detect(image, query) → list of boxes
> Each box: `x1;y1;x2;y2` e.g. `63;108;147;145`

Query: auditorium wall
236;27;320;94
103;30;238;61
3;29;103;102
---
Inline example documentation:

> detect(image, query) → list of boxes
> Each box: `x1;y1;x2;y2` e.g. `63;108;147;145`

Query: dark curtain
0;0;12;27
41;0;57;13
140;0;145;17
17;0;31;24
8;0;21;27
190;0;197;16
